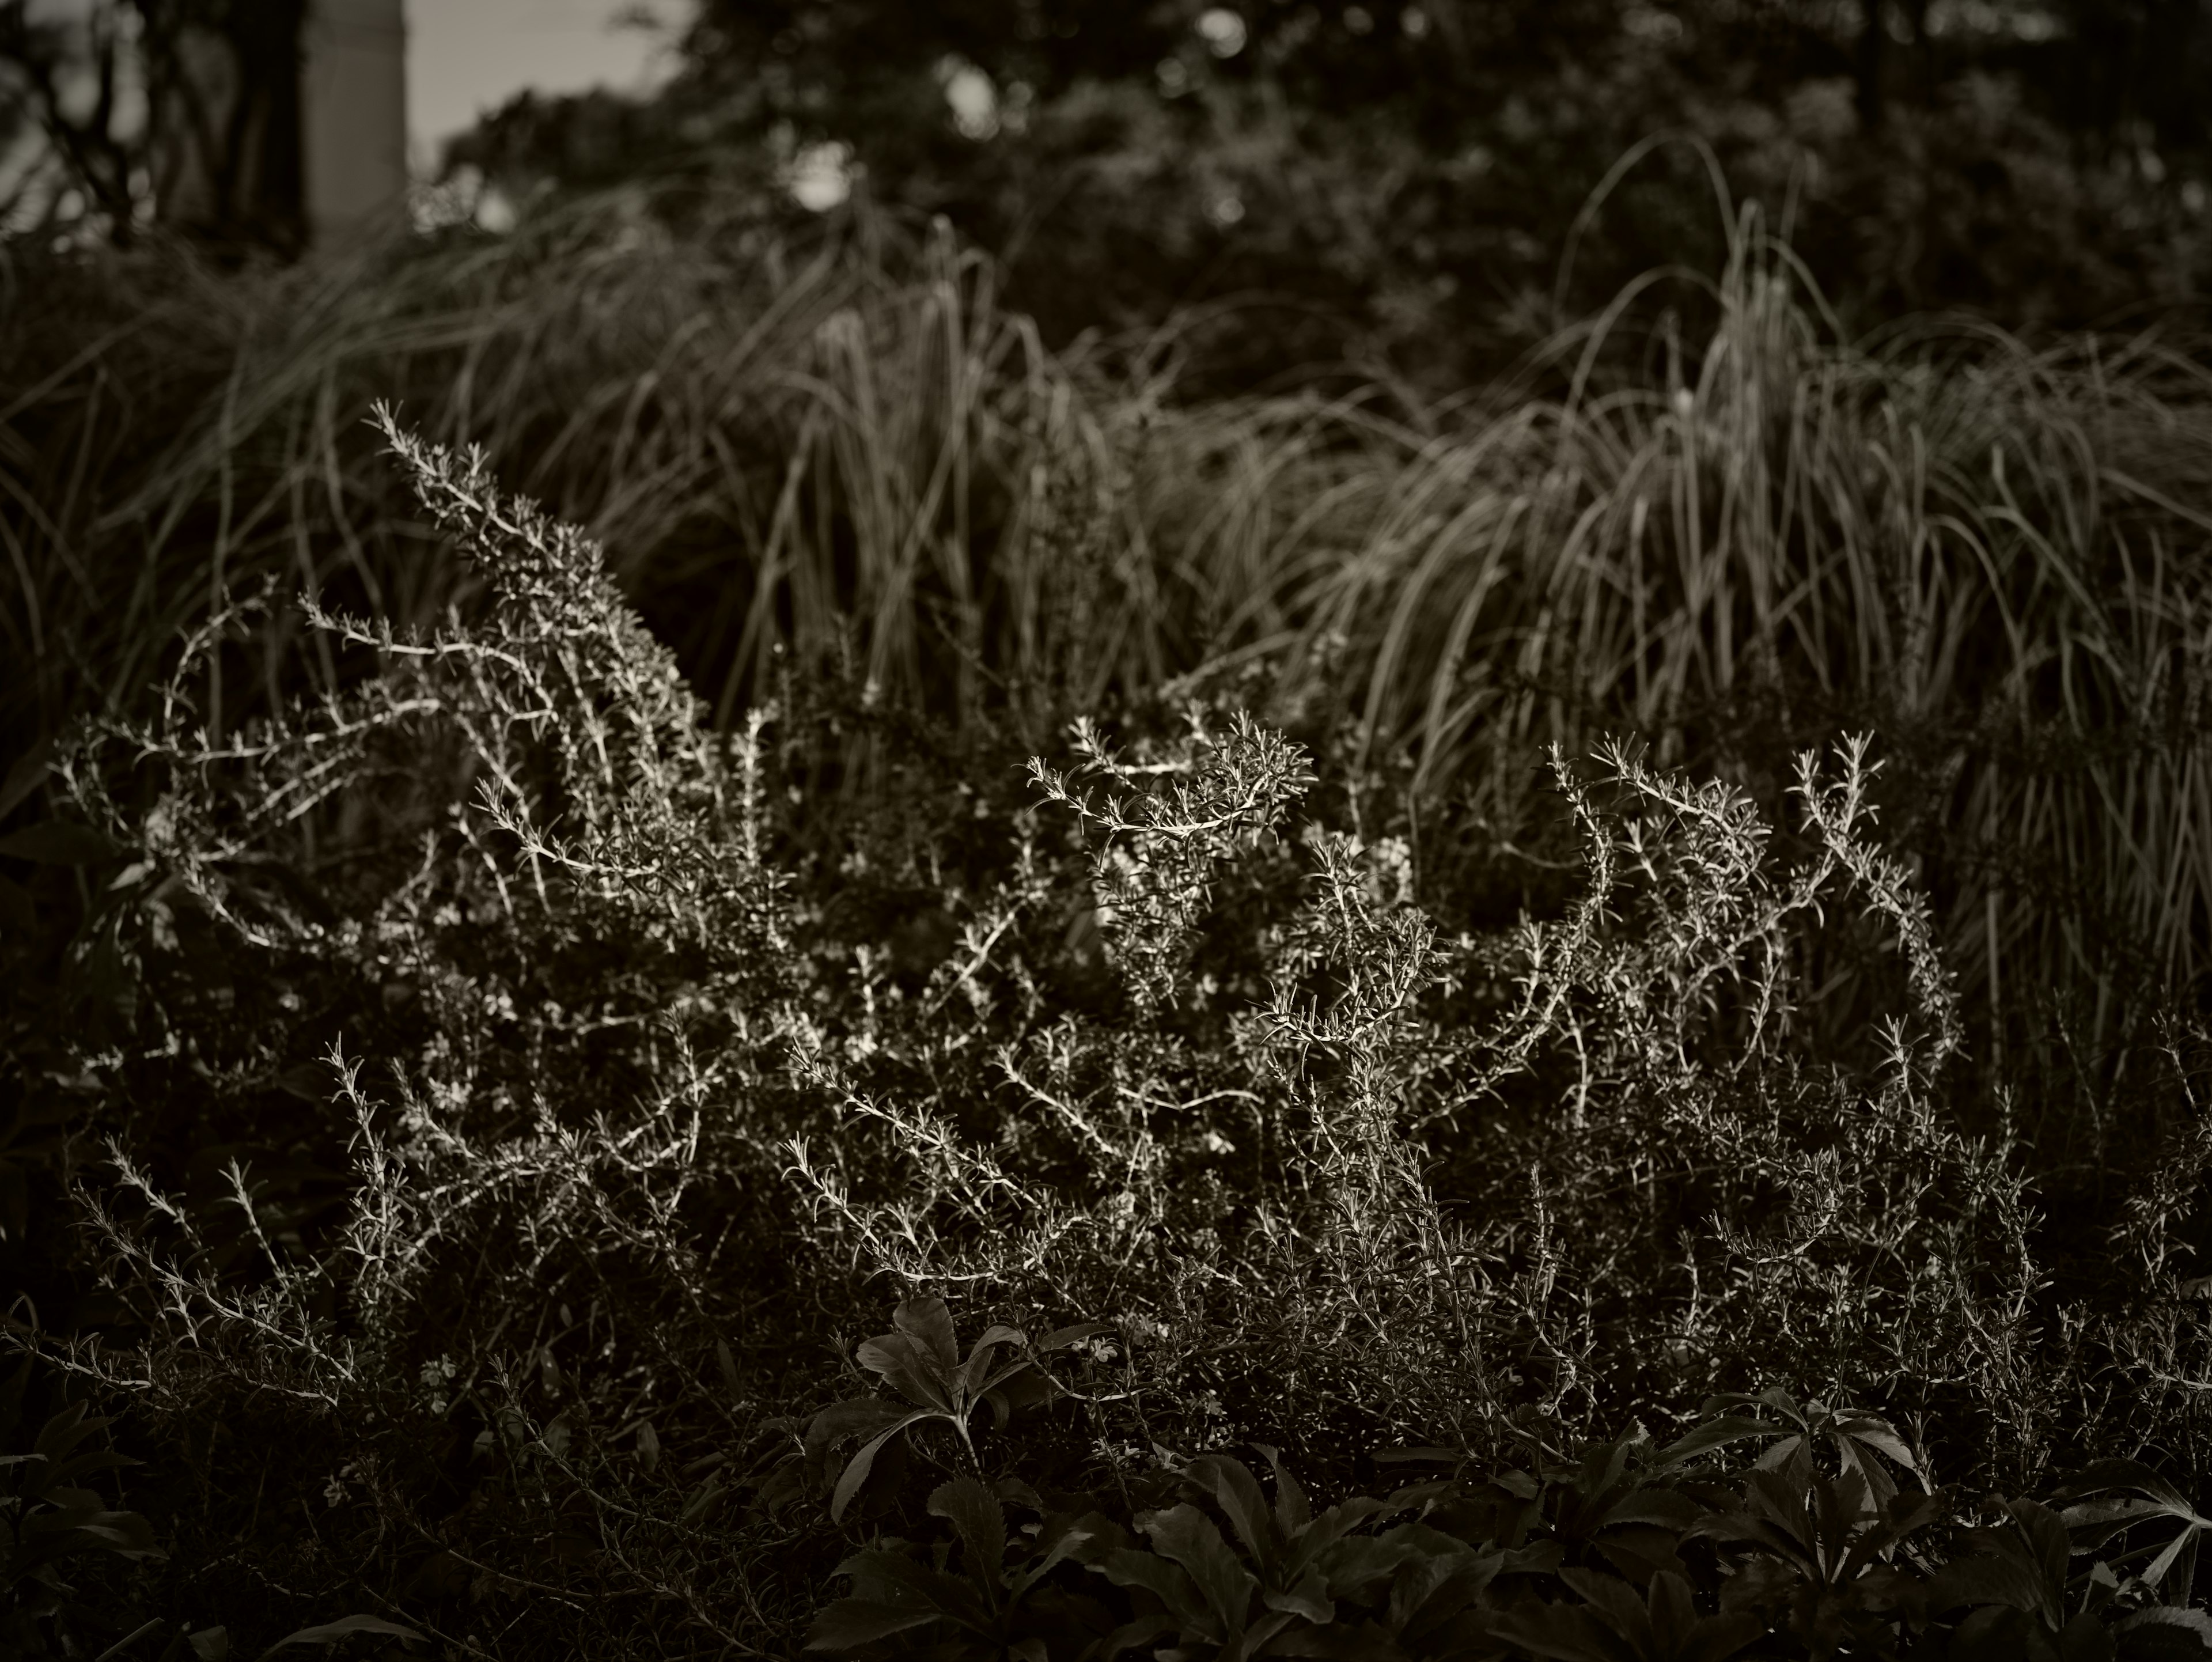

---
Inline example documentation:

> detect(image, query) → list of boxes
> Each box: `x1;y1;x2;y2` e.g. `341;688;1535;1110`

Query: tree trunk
144;0;309;254
1855;0;1888;132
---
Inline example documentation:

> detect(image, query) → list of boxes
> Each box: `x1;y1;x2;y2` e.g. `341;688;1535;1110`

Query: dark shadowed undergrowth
2;202;2211;1656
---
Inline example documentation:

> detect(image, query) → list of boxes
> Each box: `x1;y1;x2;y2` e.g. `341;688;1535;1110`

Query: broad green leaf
1558;1434;1639;1524
2064;1497;2180;1539
2138;1527;2203;1603
1142;1504;1258;1637
2057;1462;2209;1602
1659;1415;1778;1468
1390;1544;1503;1645
994;1476;1045;1512
1834;1443;1900;1510
1659;1581;1764;1661
2063;1462;2197;1517
1261;1565;1334;1625
958;1325;1027;1396
1480;1467;1543;1501
855;1332;952;1411
929;1475;1007;1584
2112;1606;2212;1659
91;1616;165;1662
1832;1413;1918;1473
1745;1388;1806;1421
1645;1571;1709;1652
1946;1604;2055;1661
830;1546;935;1589
1594;1523;1691;1587
33;1402;107;1463
1923;1551;2048;1615
2016;1501;2074;1596
1034;1320;1113;1353
803;1599;945;1652
1937;1500;2072;1627
1487;1598;1620;1662
1255;1445;1313;1535
804;1396;908;1459
1092;1612;1181;1660
1312;1534;1418;1600
835;1548;994;1630
1373;1446;1463;1465
1561;1563;1649;1632
1604;1486;1705;1531
972;1352;1041;1404
20;1490;164;1562
892;1295;962;1370
1010;1512;1107;1598
1500;1540;1567;1576
1184;1454;1278;1567
1753;1434;1806;1472
678;1474;725;1525
1286;1497;1391;1568
257;1615;425;1656
2057;1610;2118;1662
1688;1487;1814;1568
830;1417;924;1523
1094;1546;1211;1629
1258;1619;1393;1658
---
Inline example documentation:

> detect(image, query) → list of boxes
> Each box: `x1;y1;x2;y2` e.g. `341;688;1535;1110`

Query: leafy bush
1;1375;162;1657
801;1395;2212;1661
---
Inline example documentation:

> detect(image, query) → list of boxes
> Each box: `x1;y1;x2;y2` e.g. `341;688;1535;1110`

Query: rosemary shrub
0;412;2205;1655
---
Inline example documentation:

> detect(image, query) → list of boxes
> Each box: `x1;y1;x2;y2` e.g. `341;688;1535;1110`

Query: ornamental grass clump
0;404;2206;1654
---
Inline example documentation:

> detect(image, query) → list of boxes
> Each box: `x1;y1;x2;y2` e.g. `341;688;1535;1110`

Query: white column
302;0;409;241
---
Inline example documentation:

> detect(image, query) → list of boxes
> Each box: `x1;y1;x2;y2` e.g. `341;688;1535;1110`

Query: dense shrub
1;404;2207;1654
10;209;2212;1150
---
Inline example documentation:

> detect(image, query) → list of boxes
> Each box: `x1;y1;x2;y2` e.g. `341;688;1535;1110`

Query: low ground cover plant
800;1376;2212;1662
0;402;2206;1656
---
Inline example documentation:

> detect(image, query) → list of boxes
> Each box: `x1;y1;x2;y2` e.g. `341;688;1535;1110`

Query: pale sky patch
406;0;695;175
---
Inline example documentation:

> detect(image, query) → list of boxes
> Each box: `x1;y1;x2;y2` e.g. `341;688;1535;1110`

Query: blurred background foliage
430;0;2212;389
6;1;2209;388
